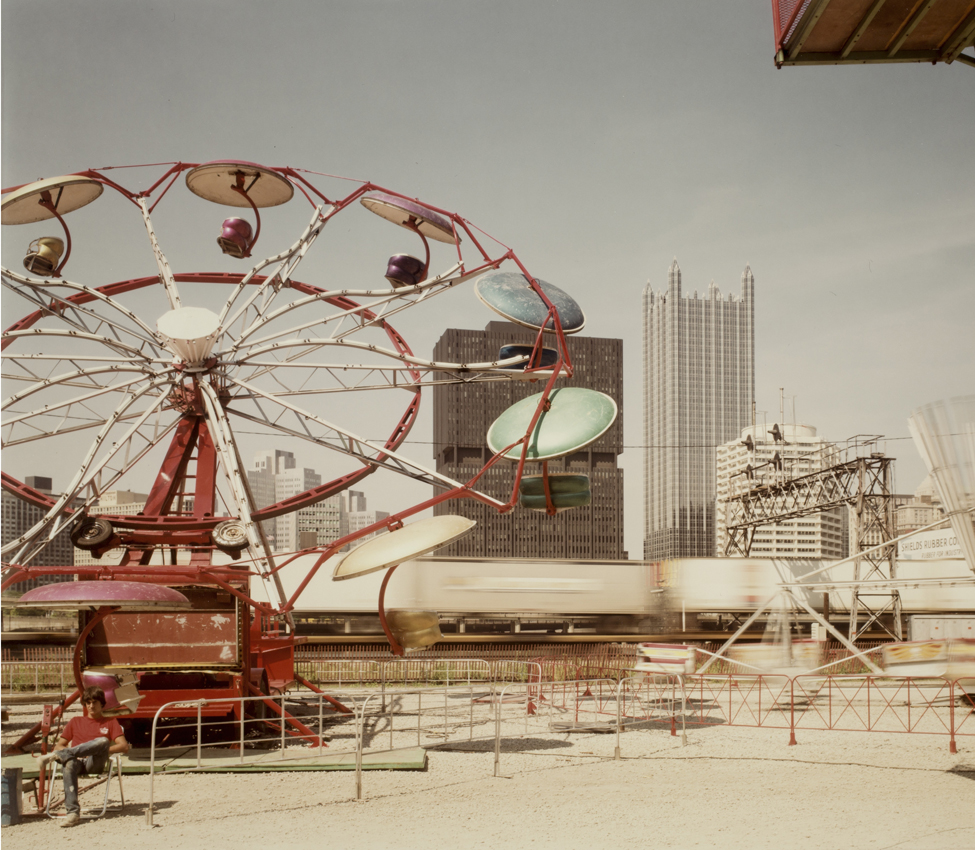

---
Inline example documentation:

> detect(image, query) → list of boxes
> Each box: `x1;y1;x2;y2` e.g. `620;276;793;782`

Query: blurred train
284;555;975;638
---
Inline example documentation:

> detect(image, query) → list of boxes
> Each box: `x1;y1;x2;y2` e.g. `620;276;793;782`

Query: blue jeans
55;737;111;814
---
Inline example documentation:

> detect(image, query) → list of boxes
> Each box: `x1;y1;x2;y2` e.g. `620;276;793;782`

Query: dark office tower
432;321;625;559
643;260;755;559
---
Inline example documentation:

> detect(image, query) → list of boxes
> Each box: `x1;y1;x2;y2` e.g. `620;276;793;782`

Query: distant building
248;453;382;553
72;490;150;568
716;424;848;560
1;476;75;594
894;475;944;538
297;495;343;551
644;261;755;559
431;321;625;560
249;450;332;553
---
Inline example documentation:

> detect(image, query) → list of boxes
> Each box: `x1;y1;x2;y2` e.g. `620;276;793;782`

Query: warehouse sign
898;529;962;560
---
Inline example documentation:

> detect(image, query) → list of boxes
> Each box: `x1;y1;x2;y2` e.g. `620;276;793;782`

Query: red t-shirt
62;715;124;747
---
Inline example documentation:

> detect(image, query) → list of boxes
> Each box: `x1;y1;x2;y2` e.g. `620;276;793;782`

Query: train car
659;557;825;628
284;555;664;634
405;557;664;633
284;553;974;638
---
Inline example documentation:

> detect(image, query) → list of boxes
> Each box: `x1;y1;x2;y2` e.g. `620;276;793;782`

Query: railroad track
298;632;731;645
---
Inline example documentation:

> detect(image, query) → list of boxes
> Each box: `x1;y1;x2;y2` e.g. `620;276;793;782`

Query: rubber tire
70;517;114;549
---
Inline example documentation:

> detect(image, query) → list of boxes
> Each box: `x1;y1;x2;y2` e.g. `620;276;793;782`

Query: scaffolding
724;437;900;641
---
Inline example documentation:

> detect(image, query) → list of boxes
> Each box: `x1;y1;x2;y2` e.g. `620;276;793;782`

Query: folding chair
44;753;125;820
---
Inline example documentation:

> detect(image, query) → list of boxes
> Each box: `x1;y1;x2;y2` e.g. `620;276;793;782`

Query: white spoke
3;379;176;562
197;381;288;608
224;262;466;355
3;328;159;363
9;416;180;566
3;365;159;415
219;204;332;330
137;198;181;309
2;267;164;344
2;276;162;351
225;374;502;504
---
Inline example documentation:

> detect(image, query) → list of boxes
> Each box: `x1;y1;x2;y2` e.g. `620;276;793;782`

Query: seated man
37;685;129;827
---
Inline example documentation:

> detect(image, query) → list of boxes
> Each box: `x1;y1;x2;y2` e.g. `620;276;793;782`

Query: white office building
72;490;150;568
716;423;848;559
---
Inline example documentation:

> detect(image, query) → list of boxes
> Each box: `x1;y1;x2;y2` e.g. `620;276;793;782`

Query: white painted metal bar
196;380;285;606
224;262;465;355
222;374;503;503
137;197;181;309
218;204;333;328
1;267;163;343
3;379;176;561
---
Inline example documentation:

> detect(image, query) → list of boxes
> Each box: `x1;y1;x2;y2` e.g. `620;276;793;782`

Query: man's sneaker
60;812;81;828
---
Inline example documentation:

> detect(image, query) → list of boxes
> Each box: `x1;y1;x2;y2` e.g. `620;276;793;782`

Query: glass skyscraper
643;259;755;560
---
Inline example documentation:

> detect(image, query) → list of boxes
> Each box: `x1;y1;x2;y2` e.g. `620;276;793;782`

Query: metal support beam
724;452;900;641
841;0;888;58
787;0;835;60
887;0;937;58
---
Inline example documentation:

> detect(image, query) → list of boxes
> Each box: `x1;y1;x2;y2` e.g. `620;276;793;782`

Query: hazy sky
3;1;973;558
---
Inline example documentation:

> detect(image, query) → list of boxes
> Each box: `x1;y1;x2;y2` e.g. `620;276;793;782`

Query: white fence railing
1;661;73;695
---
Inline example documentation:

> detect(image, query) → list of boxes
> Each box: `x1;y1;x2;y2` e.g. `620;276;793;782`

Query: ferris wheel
1;160;616;634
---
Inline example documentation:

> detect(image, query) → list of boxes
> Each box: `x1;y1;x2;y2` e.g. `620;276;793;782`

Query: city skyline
2;3;972;560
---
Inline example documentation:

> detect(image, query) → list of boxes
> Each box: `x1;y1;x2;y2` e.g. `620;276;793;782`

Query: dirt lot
3;697;974;850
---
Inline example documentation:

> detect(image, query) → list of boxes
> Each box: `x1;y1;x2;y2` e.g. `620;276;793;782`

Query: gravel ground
3;698;974;850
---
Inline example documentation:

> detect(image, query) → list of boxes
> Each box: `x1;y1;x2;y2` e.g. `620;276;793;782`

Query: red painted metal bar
243;680;320;747
191;417;219;518
197;572;275;614
141;416;200;517
72;607;119;692
377;566;405;657
6;690;81;755
1;473;62;512
1;567;32;592
293;674;353;714
229;176;262;257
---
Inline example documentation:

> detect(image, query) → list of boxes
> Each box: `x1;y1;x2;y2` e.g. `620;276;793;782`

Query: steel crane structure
724;441;900;640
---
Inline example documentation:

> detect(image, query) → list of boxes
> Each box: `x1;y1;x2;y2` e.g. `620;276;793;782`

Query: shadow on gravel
948;764;975;781
437;737;574;753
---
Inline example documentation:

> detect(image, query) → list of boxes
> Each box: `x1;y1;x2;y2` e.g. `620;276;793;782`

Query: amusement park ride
0;160;617;748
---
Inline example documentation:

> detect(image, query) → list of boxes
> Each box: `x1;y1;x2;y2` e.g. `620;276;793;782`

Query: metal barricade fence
538;677;621;728
144;683;524;822
680;673;794;733
616;674;686;748
951;678;975;753
492;660;543;685
94;669;975;825
1;660;72;695
380;658;492;687
146;692;333;825
295;659;382;686
791;674;956;739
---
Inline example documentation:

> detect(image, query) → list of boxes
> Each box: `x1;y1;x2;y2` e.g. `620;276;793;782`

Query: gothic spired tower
643;260;755;559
